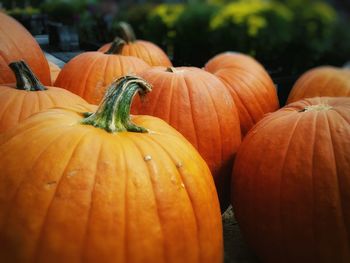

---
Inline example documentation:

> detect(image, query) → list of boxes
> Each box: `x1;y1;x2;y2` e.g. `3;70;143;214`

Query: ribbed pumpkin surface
205;52;279;136
0;13;51;85
54;52;150;104
0;107;222;263
287;66;350;104
233;97;350;263
99;40;172;67
132;66;241;210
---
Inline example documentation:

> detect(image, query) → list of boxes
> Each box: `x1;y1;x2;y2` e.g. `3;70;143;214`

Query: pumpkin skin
48;60;61;83
132;67;241;210
0;12;51;85
98;22;172;67
54;43;150;105
232;97;350;263
287;66;350;104
0;61;90;133
205;52;279;136
0;76;223;263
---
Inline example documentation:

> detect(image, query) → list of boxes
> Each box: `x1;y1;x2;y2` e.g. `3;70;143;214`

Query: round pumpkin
98;22;172;67
48;60;61;83
232;97;350;262
287;66;350;104
205;52;279;136
131;66;241;210
0;61;90;133
0;12;51;85
0;76;223;263
55;38;150;105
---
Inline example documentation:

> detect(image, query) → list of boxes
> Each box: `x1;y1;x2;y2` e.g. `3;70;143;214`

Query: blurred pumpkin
233;97;350;262
0;61;90;133
55;38;150;105
0;12;51;85
132;66;241;210
98;22;172;67
287;66;350;104
0;76;223;263
205;52;279;136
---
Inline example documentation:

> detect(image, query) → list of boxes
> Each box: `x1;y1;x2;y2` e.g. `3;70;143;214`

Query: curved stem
105;37;126;55
81;76;152;133
117;22;136;43
166;67;178;73
8;61;47;91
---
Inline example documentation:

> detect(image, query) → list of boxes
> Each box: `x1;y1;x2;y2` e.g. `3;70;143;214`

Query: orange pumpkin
232;97;350;262
287;66;350;104
48;60;61;83
205;52;279;136
0;61;90;132
98;22;172;67
132;66;241;210
55;38;150;105
0;12;51;85
0;76;223;263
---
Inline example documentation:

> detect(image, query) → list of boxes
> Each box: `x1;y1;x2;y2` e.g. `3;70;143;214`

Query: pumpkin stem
8;61;47;91
116;22;136;43
105;37;126;55
166;67;178;73
81;75;152;133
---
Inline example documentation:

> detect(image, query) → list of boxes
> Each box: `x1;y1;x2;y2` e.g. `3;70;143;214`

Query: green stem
81;76;152;133
117;22;136;43
8;61;47;91
105;37;126;55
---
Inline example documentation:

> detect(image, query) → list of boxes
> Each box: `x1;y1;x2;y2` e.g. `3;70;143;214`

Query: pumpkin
205;52;279;136
0;61;91;133
287;66;350;104
0;76;223;263
232;97;350;262
48;60;61;83
55;38;150;105
98;22;172;67
0;12;51;85
131;66;241;210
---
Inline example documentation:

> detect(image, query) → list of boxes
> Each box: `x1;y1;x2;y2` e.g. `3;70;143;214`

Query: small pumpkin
132;66;241;210
55;38;150;105
0;76;223;263
0;12;51;85
287;66;350;104
232;97;350;262
205;52;279;136
98;22;172;67
0;61;90;133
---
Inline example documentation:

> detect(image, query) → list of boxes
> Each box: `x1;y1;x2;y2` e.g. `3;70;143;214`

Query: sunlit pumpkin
287;66;350;104
132;66;241;210
0;76;222;263
0;61;90;133
233;96;350;263
205;52;279;136
98;22;172;67
55;38;150;105
0;12;51;85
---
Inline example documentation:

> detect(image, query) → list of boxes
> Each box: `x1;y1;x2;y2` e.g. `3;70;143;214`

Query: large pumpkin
205;52;279;136
232;97;350;262
0;61;90;133
0;12;51;85
0;76;223;263
287;66;350;104
132;66;241;210
98;22;172;67
55;38;150;105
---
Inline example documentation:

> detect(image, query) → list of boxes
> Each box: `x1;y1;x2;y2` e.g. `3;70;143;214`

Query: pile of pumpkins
0;11;349;263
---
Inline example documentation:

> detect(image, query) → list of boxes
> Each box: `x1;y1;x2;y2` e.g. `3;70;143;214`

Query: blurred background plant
2;0;350;76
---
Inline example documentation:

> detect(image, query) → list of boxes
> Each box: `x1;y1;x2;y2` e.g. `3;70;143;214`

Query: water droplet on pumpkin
170;176;177;184
181;183;185;189
44;181;57;190
176;162;183;168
